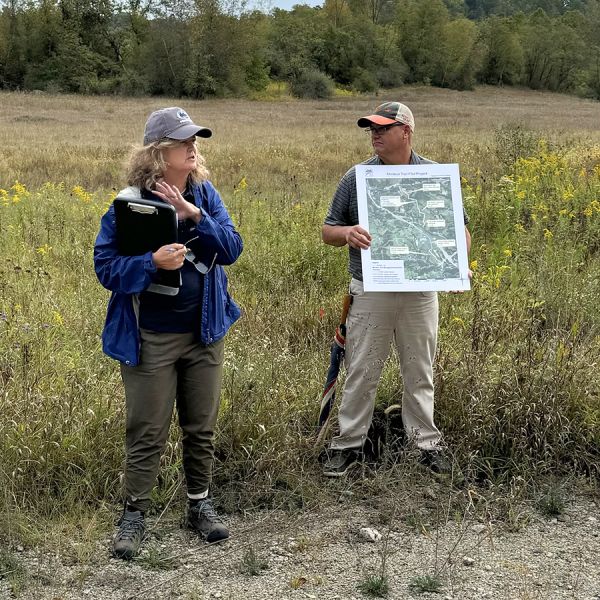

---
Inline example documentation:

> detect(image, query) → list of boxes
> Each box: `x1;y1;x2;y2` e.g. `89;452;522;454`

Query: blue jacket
94;181;242;366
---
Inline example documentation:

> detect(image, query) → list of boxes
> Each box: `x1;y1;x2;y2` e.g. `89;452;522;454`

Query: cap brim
168;124;213;140
357;115;397;128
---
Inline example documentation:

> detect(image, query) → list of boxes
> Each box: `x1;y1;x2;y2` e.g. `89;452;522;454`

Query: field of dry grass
0;87;599;560
1;85;599;193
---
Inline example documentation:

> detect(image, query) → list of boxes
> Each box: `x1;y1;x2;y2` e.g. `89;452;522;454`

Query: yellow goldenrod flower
234;177;248;194
72;185;92;203
11;181;28;196
543;229;553;240
52;311;64;326
36;244;53;255
503;248;512;257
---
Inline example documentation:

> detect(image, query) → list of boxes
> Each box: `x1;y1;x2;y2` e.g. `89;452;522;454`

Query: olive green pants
120;329;224;512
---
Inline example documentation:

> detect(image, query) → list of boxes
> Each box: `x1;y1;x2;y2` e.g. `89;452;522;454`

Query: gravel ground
2;484;599;600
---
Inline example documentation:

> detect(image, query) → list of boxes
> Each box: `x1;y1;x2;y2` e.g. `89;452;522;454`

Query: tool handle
339;293;352;325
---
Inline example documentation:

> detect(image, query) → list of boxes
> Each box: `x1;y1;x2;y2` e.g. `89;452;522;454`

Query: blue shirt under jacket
94;181;243;366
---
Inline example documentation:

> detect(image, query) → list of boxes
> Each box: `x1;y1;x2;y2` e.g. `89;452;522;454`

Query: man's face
368;122;410;158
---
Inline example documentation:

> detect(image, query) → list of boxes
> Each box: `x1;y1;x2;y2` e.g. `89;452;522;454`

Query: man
322;101;471;477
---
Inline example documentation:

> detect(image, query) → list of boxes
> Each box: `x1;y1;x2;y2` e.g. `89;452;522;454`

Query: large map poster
356;163;470;292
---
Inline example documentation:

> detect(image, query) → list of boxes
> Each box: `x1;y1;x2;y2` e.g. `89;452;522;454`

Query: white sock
188;489;209;501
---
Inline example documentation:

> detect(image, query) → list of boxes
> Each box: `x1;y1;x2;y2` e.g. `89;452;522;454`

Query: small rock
463;556;475;566
359;527;382;542
424;486;437;500
472;523;487;534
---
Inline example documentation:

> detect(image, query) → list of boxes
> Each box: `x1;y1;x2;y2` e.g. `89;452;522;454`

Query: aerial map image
365;175;460;280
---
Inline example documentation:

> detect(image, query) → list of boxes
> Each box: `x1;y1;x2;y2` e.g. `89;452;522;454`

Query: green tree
434;17;481;89
480;15;524;84
0;0;28;88
267;6;327;80
396;0;450;83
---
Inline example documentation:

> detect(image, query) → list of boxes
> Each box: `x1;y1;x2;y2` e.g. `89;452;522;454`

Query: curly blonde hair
125;138;210;191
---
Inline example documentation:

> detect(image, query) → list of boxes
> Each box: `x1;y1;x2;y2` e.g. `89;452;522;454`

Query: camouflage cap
143;107;212;145
357;102;415;132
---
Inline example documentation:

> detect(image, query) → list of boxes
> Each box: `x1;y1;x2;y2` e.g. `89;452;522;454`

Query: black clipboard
114;197;181;295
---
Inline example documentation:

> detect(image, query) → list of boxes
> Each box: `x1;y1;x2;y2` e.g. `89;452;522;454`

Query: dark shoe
185;498;229;543
112;509;146;560
323;449;361;477
420;449;464;482
420;449;452;475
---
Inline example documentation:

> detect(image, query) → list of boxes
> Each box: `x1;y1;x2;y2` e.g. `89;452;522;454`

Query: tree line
1;0;599;99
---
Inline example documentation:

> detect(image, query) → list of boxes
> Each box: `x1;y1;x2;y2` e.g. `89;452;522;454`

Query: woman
94;107;242;560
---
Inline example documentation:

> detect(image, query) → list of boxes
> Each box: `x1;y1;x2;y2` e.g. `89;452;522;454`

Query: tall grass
0;88;599;528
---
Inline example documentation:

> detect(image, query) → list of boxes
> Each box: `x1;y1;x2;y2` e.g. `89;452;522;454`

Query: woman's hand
154;181;202;223
152;243;187;270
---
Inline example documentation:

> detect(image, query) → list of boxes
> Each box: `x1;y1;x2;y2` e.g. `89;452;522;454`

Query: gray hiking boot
185;498;229;543
112;509;146;560
322;449;361;477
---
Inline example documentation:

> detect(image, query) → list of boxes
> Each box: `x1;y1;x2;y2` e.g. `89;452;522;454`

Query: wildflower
36;245;53;255
451;316;465;327
11;181;28;196
72;185;92;203
52;311;64;326
470;260;478;271
234;177;248;194
503;248;512;257
543;229;553;240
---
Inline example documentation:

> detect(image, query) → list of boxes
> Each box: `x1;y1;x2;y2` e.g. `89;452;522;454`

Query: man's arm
465;226;471;256
322;224;372;249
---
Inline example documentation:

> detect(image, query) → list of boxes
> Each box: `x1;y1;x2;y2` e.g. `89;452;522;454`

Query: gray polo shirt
324;151;469;281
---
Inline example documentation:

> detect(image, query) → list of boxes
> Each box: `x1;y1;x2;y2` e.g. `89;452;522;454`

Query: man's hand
449;269;473;294
345;225;372;249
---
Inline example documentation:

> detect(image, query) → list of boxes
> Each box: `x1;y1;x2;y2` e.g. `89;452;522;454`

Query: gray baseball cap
143;107;212;145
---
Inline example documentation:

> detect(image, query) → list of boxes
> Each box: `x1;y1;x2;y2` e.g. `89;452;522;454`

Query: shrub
289;68;334;99
351;68;378;93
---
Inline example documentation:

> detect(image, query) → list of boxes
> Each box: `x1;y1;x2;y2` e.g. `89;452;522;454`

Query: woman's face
162;137;198;176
